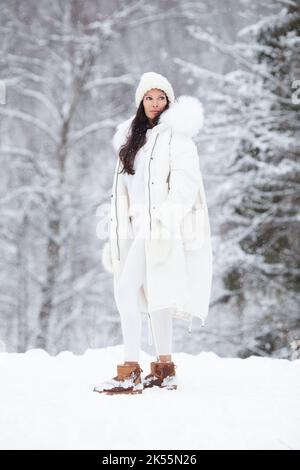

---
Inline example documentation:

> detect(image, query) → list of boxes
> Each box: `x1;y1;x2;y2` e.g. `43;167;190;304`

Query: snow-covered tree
0;0;158;353
178;0;300;357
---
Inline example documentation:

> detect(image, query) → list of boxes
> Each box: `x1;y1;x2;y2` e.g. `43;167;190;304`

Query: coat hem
141;304;207;327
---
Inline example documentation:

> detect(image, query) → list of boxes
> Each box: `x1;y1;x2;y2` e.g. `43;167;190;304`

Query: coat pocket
148;218;172;265
181;204;205;250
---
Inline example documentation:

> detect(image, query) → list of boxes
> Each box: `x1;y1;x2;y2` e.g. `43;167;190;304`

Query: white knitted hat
135;71;175;108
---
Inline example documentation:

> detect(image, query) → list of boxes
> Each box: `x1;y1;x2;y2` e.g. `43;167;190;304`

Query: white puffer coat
102;95;213;328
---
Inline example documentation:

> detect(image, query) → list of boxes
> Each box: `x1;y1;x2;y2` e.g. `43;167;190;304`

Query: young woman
94;72;213;395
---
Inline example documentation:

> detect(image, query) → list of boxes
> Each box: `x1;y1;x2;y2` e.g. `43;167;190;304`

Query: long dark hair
119;95;170;175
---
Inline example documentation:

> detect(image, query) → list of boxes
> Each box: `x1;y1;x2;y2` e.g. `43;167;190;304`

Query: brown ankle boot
93;363;143;395
143;361;178;390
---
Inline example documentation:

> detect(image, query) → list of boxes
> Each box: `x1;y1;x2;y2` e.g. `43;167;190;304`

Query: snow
0;346;299;450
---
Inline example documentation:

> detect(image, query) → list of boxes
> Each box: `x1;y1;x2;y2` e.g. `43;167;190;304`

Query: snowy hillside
0;346;299;450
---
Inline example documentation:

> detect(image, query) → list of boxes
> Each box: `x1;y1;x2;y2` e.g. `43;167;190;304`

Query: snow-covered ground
0;346;299;450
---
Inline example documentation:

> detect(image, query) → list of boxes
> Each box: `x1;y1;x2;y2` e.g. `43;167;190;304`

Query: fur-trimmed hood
112;95;204;153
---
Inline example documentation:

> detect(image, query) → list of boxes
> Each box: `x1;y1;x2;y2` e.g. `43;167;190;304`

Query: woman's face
143;88;168;123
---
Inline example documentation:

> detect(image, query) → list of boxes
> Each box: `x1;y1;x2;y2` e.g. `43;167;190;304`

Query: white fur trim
112;116;134;154
159;95;204;138
112;95;204;155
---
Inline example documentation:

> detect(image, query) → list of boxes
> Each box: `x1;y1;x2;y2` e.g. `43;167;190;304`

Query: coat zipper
115;160;121;260
148;133;159;234
166;130;172;190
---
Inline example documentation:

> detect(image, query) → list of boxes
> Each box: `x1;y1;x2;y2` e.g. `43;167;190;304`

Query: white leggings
114;214;173;362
